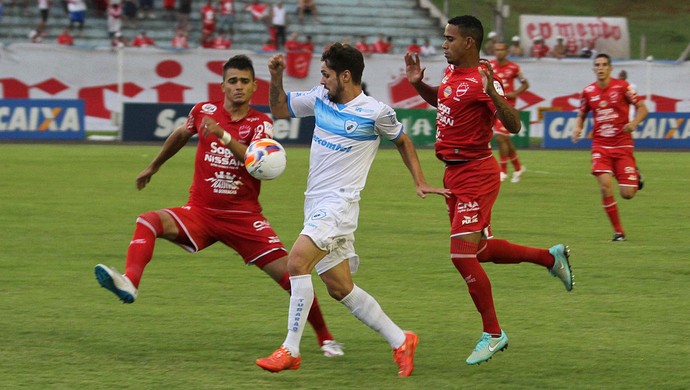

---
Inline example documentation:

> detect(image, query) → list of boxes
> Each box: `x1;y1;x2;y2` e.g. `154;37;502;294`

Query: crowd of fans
3;0;440;55
483;30;599;59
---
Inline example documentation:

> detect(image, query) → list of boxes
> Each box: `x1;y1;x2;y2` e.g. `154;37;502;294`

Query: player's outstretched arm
393;133;451;199
267;54;291;118
136;125;192;190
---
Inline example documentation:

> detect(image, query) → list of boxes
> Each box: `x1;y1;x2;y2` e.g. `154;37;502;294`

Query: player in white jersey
256;43;450;377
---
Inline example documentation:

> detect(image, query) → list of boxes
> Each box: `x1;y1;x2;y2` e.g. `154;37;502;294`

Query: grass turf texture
1;144;688;389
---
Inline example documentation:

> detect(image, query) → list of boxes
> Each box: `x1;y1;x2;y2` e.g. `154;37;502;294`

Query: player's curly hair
321;42;364;84
223;55;255;80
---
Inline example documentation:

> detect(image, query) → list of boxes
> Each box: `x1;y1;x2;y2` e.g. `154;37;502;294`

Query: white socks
282;274;314;356
340;284;406;348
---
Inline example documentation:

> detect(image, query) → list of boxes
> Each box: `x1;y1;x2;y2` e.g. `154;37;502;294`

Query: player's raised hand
478;59;495;93
201;116;222;138
267;54;286;76
404;52;426;85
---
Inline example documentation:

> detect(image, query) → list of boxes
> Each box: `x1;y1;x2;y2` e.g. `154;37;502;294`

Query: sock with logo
277;272;333;346
282;274;314;356
602;195;624;234
340;284;406;348
477;239;553;268
451;238;501;335
124;211;164;288
509;151;522;171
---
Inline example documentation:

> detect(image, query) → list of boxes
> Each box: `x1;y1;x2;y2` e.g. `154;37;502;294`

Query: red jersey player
94;55;344;358
573;53;648;241
405;15;573;365
490;42;528;182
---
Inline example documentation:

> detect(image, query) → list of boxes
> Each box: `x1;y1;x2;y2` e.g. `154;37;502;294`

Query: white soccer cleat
500;172;508;182
511;165;526;183
320;340;345;357
94;264;139;304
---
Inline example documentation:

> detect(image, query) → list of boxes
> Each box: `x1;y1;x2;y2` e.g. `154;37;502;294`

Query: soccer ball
244;138;287;180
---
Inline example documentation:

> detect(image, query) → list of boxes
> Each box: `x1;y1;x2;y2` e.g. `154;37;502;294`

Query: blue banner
121;103;314;143
0;99;85;140
543;111;690;149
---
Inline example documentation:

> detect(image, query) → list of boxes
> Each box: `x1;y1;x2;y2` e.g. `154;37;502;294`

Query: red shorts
163;205;287;267
492;118;511;136
443;156;500;237
591;146;638;187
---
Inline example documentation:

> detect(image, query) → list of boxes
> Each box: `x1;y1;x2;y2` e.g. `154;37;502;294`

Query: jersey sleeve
623;81;642;105
250;113;275;142
185;103;202;135
287;85;321;118
578;88;591;116
375;103;404;141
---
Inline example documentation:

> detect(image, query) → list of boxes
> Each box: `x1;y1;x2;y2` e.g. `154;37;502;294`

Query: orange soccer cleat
256;346;301;373
393;331;419;377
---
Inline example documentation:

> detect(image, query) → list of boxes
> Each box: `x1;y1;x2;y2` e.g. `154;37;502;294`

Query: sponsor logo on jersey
313;134;352;153
461;214;479;225
253;220;271;231
204;171;241;194
443;85;453;98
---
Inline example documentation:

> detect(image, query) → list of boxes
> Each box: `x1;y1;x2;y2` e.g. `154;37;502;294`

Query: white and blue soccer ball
244;138;287;180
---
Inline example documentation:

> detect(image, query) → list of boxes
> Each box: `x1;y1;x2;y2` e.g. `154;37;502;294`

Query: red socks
278;272;333;346
602;195;624;234
509;151;522;171
477;239;554;268
124;212;164;288
451;239;501;335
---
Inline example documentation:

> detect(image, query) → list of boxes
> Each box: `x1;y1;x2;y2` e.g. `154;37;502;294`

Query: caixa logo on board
543;111;690;149
0;99;85;140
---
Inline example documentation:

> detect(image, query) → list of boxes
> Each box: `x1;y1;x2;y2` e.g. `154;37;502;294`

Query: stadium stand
0;0;445;53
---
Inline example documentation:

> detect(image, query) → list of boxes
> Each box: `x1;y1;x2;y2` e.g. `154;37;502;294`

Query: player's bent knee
136;211;165;236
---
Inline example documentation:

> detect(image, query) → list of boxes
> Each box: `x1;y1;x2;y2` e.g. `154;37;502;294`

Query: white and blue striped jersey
287;85;404;201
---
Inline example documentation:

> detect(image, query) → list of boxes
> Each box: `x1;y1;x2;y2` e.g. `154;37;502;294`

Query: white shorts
302;196;360;275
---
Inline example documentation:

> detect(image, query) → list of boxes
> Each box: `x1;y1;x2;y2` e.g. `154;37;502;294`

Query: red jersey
435;65;503;161
489;59;523;106
372;39;391;53
355;41;371;53
219;0;234;15
578;78;642;148
57;33;74;45
185;102;274;212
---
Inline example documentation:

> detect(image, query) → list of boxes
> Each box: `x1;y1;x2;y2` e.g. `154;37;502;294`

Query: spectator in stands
420;37;436;57
261;37;278;52
111;31;129;48
28;29;44;43
406;38;421;54
107;2;122;38
177;0;192;32
132;30;156;47
171;28;189;49
303;34;314;52
550;36;566;59
484;31;498;55
138;0;155;19
217;0;235;38
67;0;87;37
213;29;232;49
163;0;175;20
93;0;107;17
271;0;288;50
285;31;302;51
509;35;524;57
579;39;597;58
37;0;51;34
565;37;579;57
372;33;391;54
200;29;215;48
297;0;319;24
530;35;549;59
355;35;372;54
200;0;217;35
8;0;29;16
122;0;138;29
245;0;271;29
56;26;74;45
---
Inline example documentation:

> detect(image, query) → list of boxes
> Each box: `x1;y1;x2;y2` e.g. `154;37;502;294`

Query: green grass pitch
1;144;688;389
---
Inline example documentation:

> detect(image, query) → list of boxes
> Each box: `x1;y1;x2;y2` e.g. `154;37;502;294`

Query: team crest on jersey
311;209;327;220
200;103;218;114
443;85;453;98
345;120;359;133
599;100;608;108
239;125;252;138
456;82;470;98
